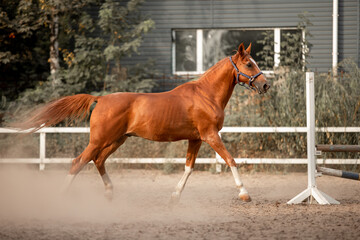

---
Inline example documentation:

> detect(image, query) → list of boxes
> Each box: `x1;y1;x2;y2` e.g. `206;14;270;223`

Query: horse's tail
13;94;99;132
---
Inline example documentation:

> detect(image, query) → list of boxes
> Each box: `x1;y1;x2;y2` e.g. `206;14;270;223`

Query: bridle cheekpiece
229;56;263;91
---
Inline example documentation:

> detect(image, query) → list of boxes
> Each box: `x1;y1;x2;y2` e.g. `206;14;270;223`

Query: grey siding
123;0;359;75
338;0;359;63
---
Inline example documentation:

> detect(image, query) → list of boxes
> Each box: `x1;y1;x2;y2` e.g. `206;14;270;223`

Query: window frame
172;27;305;76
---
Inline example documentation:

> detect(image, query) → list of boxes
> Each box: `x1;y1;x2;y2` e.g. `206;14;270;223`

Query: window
172;28;303;75
174;30;197;72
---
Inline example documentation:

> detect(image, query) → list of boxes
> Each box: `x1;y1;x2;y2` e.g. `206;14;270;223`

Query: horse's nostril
264;83;270;91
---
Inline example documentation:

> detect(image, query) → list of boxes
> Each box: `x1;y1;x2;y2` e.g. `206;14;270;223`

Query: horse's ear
246;43;252;54
238;43;245;58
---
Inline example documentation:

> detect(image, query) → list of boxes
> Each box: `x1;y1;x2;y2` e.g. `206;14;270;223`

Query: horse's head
231;43;270;94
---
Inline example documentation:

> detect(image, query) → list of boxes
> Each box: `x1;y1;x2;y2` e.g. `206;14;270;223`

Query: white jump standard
287;72;340;205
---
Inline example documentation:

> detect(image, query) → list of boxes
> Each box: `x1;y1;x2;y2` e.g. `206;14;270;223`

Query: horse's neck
198;58;236;109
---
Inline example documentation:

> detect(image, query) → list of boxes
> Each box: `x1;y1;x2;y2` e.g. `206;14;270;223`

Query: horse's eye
246;62;252;68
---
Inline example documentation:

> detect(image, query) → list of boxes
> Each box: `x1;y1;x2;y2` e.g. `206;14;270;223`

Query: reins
229;56;263;91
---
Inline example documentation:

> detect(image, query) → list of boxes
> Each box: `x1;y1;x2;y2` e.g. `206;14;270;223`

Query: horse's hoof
104;190;113;202
169;192;180;206
239;192;252;202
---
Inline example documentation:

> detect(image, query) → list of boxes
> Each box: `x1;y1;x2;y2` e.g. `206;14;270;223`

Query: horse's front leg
203;131;251;202
170;140;202;204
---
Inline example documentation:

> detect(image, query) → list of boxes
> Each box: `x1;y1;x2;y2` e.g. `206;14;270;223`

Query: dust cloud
0;167;359;239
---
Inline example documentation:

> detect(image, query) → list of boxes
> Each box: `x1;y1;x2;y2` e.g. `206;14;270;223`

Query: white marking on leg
61;174;75;194
101;173;113;201
101;172;113;190
231;166;250;200
239;187;249;196
172;166;193;199
230;166;243;188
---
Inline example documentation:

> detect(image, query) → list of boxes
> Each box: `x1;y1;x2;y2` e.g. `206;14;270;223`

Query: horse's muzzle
263;83;271;93
254;81;271;94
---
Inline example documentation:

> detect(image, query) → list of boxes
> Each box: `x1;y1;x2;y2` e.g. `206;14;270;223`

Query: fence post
39;132;46;171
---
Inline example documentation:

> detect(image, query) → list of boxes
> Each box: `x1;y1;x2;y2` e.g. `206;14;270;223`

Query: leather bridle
229;56;263;91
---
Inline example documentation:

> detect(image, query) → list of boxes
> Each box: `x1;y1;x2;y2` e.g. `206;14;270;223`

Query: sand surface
0;167;359;239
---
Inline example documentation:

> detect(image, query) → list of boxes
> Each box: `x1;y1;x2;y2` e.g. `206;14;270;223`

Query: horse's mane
200;53;238;81
203;57;227;75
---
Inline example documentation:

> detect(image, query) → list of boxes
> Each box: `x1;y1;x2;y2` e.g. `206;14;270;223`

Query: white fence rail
0;126;359;170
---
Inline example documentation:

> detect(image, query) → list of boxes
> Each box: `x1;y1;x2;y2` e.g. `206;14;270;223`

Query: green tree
2;0;155;122
37;0;92;87
280;12;313;70
255;12;313;71
0;0;49;102
61;0;156;96
255;30;274;70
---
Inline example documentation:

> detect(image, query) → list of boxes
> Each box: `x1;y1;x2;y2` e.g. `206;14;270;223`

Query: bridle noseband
229;56;263;91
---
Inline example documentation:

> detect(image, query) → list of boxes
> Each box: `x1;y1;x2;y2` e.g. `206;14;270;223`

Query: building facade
123;0;359;89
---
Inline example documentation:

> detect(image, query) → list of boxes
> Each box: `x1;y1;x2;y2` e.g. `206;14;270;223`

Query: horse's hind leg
94;136;128;201
61;143;100;193
170;140;202;204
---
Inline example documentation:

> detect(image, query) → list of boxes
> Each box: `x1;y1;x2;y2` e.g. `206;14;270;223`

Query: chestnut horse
18;43;270;202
